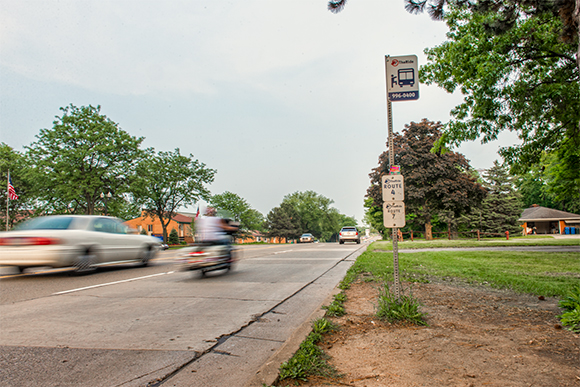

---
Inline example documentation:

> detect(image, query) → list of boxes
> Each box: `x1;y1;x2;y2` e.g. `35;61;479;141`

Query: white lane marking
273;250;294;254
52;272;174;295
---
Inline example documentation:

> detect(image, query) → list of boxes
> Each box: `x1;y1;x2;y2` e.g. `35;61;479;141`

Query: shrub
168;229;179;245
558;285;580;333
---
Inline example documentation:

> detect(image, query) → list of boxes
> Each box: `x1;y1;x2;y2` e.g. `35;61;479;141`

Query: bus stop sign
385;55;419;102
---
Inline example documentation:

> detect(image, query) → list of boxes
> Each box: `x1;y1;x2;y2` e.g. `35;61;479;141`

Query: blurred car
300;233;315;243
0;215;161;274
160;243;169;250
339;226;360;244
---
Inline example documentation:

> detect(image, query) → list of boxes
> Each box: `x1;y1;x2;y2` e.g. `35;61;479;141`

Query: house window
147;224;153;232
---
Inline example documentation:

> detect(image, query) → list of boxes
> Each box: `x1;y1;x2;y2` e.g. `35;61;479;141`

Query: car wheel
357;240;361;244
339;240;344;244
139;247;153;267
73;249;97;274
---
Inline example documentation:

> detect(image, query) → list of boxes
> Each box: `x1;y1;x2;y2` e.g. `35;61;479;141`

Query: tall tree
462;161;524;234
281;190;344;242
265;202;302;242
210;191;265;232
327;0;579;71
420;8;579;175
0;143;33;229
132;148;215;243
367;119;487;239
25;104;145;215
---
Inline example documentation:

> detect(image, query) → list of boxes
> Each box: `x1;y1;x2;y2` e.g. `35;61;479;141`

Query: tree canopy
25;104;145;215
132;148;215;242
421;8;579;174
210;191;265;232
367;119;486;239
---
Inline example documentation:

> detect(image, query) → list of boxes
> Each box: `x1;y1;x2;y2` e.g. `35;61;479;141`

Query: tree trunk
425;221;433;240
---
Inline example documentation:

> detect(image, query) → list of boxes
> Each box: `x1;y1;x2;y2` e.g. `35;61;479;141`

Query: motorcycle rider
195;207;238;260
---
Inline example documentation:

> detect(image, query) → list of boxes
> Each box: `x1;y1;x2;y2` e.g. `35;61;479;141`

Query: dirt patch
278;279;579;387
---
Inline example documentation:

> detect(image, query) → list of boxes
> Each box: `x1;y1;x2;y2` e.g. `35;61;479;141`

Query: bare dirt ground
278;277;579;387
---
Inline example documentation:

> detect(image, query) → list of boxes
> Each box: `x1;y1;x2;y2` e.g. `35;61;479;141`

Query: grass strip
350;249;578;297
278;318;339;381
372;237;579;251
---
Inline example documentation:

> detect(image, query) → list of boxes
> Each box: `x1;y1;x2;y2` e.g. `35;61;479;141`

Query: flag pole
6;169;9;231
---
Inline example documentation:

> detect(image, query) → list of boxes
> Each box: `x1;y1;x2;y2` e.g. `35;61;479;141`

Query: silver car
0;215;161;274
339;226;360;244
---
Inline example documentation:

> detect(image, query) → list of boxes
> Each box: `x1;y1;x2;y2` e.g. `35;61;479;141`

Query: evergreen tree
168;229;180;245
265;202;302;242
463;161;524;234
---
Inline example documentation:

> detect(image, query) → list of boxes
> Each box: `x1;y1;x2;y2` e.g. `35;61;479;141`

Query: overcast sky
0;0;519;224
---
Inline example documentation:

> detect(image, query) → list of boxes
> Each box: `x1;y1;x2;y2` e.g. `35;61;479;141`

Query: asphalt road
0;242;368;387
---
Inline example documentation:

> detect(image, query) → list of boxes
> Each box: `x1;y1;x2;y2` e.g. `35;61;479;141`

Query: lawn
344;241;579;298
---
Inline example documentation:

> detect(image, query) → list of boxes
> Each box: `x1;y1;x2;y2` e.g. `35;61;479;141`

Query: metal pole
386;57;401;301
6;170;9;232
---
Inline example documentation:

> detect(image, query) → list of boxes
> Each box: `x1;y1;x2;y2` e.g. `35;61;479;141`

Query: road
0;242;368;387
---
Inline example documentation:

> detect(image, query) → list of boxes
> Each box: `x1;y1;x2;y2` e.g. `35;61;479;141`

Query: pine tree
168;228;180;245
463;161;524;235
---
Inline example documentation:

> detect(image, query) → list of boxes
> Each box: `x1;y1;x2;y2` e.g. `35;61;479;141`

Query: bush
168;229;179;245
558;285;580;333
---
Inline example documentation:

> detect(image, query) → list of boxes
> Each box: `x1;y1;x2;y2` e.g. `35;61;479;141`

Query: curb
244;287;342;387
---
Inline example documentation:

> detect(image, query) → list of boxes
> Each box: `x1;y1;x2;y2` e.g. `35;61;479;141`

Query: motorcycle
177;219;239;277
177;243;238;276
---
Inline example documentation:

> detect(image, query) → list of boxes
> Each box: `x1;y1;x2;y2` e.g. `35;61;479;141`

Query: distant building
518;205;580;235
125;211;194;243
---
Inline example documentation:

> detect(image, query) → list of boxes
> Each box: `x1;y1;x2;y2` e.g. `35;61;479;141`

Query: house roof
173;213;193;223
518;206;580;222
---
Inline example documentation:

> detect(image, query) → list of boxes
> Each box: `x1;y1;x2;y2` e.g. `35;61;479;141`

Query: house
518;205;580;235
125;211;194;243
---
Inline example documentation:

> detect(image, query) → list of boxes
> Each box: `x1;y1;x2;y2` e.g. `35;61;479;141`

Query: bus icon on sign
398;68;415;87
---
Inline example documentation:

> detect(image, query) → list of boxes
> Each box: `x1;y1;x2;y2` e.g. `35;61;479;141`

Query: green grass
322;292;347;317
376;283;428;326
372;237;580;251
278;318;339;381
350;244;579;298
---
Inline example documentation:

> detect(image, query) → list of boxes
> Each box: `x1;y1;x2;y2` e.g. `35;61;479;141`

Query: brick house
125;211;194;243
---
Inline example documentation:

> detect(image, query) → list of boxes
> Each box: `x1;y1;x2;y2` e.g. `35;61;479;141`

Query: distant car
339;226;360;244
0;215;161;274
160;243;169;250
300;233;315;243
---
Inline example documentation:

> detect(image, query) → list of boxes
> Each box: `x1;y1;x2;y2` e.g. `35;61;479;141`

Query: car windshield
342;227;357;232
15;216;74;230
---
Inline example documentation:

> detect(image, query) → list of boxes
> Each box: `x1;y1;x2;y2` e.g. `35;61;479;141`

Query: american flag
8;177;18;200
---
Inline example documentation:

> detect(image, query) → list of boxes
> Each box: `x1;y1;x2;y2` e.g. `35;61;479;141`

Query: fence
397;230;510;241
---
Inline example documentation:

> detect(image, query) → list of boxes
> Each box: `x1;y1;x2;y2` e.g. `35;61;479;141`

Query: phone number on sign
390;92;418;100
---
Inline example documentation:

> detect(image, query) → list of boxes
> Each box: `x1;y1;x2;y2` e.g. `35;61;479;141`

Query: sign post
384;54;419;300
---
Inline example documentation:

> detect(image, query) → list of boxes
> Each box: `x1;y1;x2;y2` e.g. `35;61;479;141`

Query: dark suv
339;226;360;244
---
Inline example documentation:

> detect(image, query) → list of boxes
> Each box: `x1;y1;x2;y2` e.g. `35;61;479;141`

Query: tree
25;104;145;215
0;143;34;229
132;148;215;243
265;202;302;242
209;191;265;232
462;161;524;234
168;229;180;245
367;119;487;239
327;0;578;71
515;148;580;213
420;8;579;175
281;191;345;242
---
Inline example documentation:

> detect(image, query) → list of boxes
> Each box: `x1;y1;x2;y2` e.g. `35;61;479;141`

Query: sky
0;0;519;224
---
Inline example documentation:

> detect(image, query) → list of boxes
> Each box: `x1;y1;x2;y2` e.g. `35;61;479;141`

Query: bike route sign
385;55;419;102
383;201;406;228
382;174;404;201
